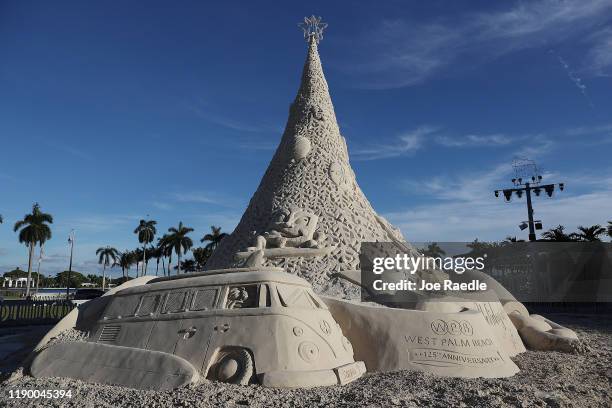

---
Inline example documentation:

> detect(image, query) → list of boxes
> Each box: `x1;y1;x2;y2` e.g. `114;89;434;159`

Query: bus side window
191;288;218;311
276;285;317;309
258;284;272;307
162;291;187;313
104;295;140;319
226;285;258;309
137;294;161;316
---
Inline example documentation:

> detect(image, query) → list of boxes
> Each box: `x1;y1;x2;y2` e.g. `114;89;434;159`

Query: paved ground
1;314;610;407
0;325;53;375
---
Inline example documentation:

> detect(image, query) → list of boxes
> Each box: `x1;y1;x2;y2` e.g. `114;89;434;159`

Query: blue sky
1;1;611;278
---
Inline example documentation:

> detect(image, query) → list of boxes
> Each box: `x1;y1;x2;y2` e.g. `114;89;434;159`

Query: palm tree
148;245;162;276
466;238;493;256
116;250;133;280
0;214;3;223
156;235;169;275
96;246;119;290
158;234;173;275
134;219;157;275
541;225;576;242
131;248;143;277
422;242;445;258
200;226;228;251
179;259;197;273
144;245;156;275
575;224;607;242
13;203;53;297
165;222;194;274
192;246;212;269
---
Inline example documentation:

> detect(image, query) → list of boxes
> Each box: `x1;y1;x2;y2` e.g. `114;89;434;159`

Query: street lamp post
495;174;564;241
524;182;536;242
67;230;75;300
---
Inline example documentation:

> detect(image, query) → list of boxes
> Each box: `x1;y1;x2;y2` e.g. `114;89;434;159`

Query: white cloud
563;123;612;145
387;166;612;242
550;50;594;108
237;140;278;151
351;126;436;160
170;191;223;205
340;0;612;88
511;135;555;160
351;126;547;160
565;123;612;136
584;27;612;76
152;202;172;211
435;134;512;147
187;104;280;133
189;212;240;235
400;163;510;202
58;214;140;233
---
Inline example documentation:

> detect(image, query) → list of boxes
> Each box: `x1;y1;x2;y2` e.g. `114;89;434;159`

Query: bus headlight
298;341;319;363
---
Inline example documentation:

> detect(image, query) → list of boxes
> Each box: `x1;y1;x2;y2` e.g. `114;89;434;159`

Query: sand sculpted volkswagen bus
52;267;365;388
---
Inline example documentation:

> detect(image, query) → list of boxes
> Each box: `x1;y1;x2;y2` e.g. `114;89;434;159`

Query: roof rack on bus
147;267;285;284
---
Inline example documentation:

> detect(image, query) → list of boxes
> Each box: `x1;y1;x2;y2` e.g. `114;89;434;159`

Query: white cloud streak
339;0;612;88
351;126;545;161
386;166;612;242
435;134;512;147
170;191;221;205
550;50;594;108
584;27;612;76
351;126;436;160
187;104;280;134
58;214;140;233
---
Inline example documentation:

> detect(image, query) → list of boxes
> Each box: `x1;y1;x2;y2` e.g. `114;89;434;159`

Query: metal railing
0;299;76;327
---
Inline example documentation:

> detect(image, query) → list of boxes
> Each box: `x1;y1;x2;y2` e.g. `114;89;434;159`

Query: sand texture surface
1;313;610;408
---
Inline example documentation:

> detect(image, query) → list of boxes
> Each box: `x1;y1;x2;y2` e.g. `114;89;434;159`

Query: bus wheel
215;348;254;385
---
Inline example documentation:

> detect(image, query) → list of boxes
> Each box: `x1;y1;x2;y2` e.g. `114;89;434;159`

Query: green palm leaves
13;203;53;297
134;219;157;276
165;222;194;274
96;246;119;290
201;225;228;251
14;203;53;246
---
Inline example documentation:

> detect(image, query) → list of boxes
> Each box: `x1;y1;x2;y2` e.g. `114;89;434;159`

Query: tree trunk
102;263;107;291
143;245;147;274
177;249;182;275
26;242;34;298
35;244;43;294
161;257;166;276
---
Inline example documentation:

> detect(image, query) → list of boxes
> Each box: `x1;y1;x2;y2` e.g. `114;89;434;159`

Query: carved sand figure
25;16;582;391
250;208;327;250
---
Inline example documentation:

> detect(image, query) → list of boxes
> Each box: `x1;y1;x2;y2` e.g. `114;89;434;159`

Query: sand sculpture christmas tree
206;17;414;292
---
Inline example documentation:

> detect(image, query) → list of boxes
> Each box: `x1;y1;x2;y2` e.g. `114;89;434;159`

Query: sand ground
1;313;610;408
